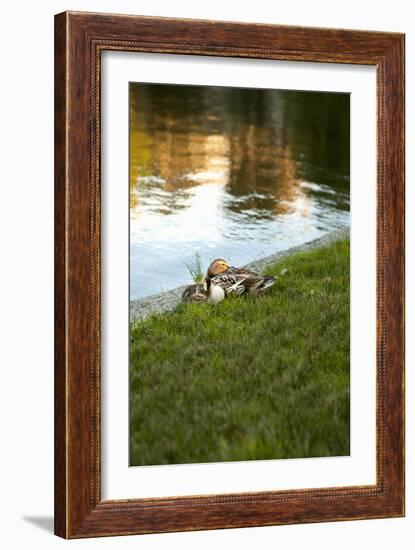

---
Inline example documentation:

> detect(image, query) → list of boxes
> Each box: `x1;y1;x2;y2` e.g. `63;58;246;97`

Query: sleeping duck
204;259;276;304
181;282;208;304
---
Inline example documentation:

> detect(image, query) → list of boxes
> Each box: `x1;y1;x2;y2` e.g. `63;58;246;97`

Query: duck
181;282;208;304
204;258;276;303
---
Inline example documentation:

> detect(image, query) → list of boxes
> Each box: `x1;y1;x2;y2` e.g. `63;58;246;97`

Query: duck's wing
228;265;256;275
212;270;276;296
239;273;276;294
210;273;246;296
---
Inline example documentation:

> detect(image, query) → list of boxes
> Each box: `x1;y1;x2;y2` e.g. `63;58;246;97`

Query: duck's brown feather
182;283;208;303
210;269;275;297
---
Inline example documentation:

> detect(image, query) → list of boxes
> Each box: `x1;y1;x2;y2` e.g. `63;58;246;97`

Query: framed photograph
54;11;405;538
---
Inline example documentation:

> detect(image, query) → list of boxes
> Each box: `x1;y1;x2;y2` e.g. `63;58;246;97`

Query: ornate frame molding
55;11;405;538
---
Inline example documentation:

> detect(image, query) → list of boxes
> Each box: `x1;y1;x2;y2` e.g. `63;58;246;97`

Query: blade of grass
183;252;204;283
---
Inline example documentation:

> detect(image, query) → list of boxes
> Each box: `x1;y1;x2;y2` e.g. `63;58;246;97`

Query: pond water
130;83;350;300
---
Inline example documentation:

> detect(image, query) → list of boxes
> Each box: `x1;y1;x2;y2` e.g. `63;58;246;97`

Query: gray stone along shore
130;226;349;321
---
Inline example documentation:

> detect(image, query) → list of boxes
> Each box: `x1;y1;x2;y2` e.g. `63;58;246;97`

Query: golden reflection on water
130;126;232;209
130;117;305;215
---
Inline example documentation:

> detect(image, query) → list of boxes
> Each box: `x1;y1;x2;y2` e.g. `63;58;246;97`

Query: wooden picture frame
54;11;405;538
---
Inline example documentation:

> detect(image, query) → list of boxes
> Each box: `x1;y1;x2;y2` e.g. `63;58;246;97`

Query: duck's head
207;258;229;277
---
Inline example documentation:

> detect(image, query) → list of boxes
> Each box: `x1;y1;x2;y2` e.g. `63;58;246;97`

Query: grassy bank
130;238;350;466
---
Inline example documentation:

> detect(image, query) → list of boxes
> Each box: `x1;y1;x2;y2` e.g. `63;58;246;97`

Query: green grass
183;252;204;284
130;239;350;466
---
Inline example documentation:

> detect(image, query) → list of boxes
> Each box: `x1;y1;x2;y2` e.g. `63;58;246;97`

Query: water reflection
130;83;350;300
